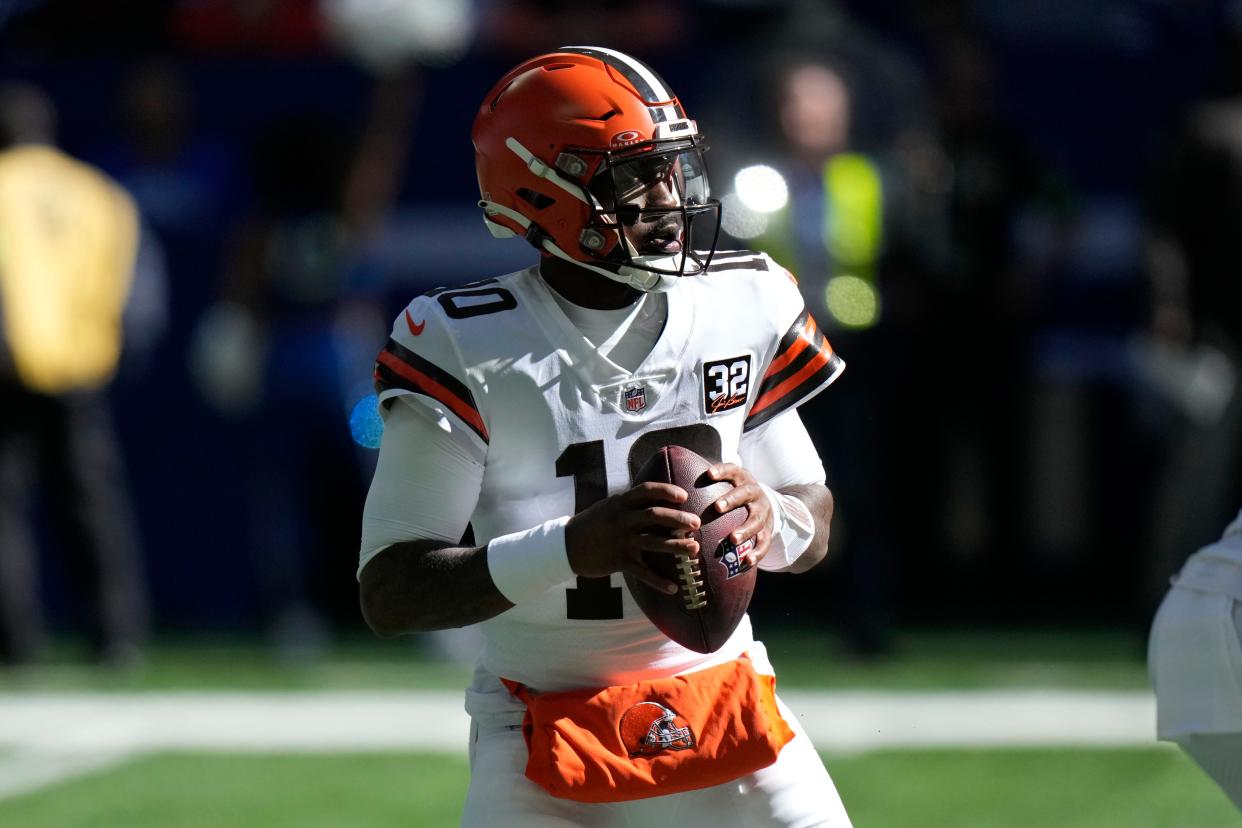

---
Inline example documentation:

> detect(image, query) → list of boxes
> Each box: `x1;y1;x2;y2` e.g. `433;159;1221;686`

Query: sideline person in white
1149;508;1242;810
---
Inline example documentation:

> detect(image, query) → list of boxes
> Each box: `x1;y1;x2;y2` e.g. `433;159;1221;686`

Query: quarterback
1149;509;1242;811
359;47;851;826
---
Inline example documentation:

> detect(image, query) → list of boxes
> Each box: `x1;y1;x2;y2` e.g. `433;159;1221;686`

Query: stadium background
0;0;1240;825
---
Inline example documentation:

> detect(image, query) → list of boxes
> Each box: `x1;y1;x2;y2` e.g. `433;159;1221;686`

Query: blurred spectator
1142;68;1242;607
174;0;328;55
738;54;941;653
92;60;244;348
191;74;411;658
1011;189;1157;615
0;82;152;668
174;0;476;67
480;0;686;56
921;32;1038;598
97;62;244;253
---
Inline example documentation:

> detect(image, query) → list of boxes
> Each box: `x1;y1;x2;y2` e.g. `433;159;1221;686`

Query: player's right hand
565;482;701;595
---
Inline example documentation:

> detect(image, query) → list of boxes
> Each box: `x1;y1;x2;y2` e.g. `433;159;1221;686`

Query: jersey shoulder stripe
374;337;489;443
706;253;769;273
744;308;844;431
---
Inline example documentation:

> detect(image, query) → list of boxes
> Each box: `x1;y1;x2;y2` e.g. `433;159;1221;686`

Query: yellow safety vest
0;145;138;394
756;152;883;329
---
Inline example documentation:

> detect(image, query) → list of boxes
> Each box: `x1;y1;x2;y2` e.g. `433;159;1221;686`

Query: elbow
359;580;401;638
359;569;446;636
789;537;829;573
361;610;399;639
358;567;425;638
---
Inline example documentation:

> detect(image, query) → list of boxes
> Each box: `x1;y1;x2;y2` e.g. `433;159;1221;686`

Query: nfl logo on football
623;385;647;413
720;537;755;579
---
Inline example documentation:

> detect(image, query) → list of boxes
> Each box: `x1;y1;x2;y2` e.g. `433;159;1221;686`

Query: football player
1149;508;1242;811
359;47;852;826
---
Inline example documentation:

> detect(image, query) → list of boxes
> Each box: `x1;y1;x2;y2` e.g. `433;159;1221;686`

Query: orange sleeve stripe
749;345;834;416
762;316;818;379
376;350;489;441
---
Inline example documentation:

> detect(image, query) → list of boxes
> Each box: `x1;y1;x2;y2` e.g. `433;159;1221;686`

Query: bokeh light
349;394;384;449
720;192;770;240
826;275;880;328
733;164;789;214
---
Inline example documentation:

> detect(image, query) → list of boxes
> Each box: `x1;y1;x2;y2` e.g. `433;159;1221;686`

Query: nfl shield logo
719;537;755;578
623;385;647;413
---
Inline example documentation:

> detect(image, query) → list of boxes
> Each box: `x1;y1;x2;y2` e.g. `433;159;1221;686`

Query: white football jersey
373;250;844;692
1169;509;1242;602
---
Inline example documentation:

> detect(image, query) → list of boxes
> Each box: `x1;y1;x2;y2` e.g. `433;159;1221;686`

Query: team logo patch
619;701;696;757
623;384;647;413
718;537;755;579
703;355;751;415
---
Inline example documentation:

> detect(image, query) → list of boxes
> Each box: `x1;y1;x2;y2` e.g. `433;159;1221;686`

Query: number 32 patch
703;355;751;415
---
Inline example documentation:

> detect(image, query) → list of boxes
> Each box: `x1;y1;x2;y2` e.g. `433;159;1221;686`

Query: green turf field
0;627;1152;693
4;630;1219;827
0;748;1234;827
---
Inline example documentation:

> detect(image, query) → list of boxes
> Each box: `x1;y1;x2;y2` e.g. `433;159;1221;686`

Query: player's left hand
706;463;771;567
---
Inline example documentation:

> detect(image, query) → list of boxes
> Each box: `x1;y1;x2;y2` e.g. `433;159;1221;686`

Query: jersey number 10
555;424;722;620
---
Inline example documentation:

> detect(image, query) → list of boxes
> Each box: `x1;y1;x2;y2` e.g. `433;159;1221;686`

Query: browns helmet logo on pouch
618;701;696;757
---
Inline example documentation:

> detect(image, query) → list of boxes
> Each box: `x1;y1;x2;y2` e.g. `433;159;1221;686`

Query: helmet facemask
577;138;721;292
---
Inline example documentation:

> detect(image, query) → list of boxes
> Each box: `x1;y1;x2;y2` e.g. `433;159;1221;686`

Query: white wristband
486;516;575;605
757;482;816;572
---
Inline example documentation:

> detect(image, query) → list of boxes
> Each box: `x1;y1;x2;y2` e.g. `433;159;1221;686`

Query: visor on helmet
583;139;720;280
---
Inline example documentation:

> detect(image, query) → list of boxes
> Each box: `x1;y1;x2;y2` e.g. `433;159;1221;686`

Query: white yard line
0;689;1161;801
0;691;469;754
0;749;138;801
780;690;1159;751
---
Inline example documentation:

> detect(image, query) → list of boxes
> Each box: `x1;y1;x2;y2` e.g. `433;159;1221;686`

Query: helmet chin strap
543;237;677;293
615;233;705;292
480;198;689;293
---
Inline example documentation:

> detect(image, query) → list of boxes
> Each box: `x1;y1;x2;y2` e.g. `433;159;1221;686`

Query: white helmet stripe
559;45;674;103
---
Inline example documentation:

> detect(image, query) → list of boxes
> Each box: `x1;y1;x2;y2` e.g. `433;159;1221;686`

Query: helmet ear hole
516;187;556;210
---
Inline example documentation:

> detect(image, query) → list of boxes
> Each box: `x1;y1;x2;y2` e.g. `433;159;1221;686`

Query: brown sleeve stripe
373;339;488;443
743;351;843;431
762;313;818;379
756;309;824;394
744;309;843;431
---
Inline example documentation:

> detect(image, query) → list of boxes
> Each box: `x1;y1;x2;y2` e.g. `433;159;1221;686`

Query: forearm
359;539;513;636
772;482;833;574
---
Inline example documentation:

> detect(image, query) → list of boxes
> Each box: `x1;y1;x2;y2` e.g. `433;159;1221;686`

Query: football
624;445;757;653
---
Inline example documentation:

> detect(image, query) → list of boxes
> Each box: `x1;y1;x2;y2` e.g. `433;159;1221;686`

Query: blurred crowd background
0;0;1239;668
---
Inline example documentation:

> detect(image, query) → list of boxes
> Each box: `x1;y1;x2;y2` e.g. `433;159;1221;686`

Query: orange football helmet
472;46;720;292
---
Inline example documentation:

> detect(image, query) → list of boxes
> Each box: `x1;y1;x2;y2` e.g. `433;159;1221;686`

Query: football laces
676;554;707;611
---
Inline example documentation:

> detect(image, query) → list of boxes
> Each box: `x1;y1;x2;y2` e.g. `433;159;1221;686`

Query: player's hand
706;463;772;567
565;482;701;595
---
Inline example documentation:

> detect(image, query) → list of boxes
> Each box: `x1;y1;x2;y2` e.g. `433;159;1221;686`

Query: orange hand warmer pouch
502;655;794;803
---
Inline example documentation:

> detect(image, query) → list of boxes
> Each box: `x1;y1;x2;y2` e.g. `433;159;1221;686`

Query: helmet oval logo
619;701;696;757
610;130;644;149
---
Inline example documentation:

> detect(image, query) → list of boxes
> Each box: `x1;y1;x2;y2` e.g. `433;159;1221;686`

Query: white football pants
460;696;852;827
1149;586;1242;811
